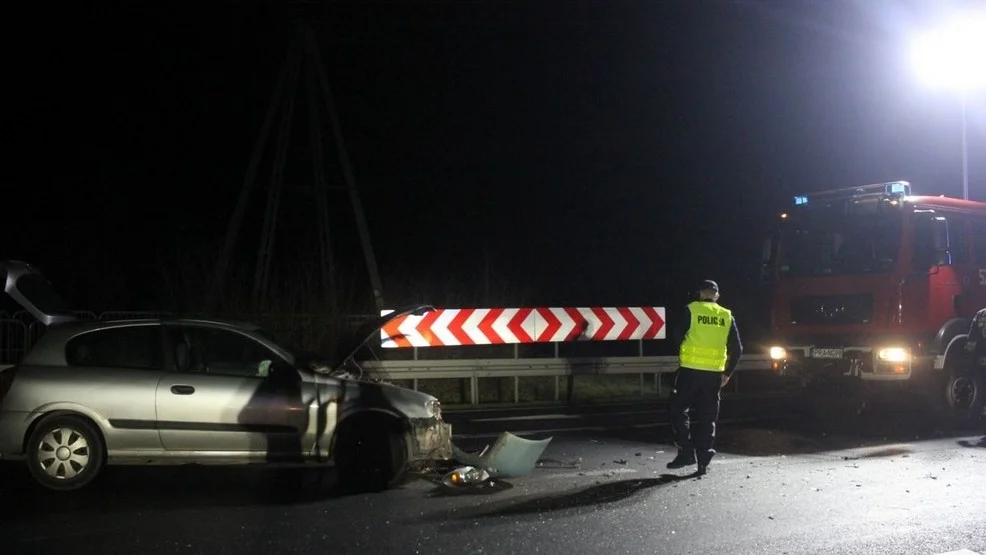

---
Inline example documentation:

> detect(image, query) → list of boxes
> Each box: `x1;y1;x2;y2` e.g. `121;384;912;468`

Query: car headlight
425;399;442;419
769;346;787;360
877;347;910;363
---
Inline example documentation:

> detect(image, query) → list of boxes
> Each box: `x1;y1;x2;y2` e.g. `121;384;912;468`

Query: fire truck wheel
937;365;985;426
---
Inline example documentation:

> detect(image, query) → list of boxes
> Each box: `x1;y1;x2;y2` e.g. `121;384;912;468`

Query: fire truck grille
789;294;873;326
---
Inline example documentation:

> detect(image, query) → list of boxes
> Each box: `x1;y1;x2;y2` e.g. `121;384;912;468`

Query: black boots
668;448;713;475
666;449;696;469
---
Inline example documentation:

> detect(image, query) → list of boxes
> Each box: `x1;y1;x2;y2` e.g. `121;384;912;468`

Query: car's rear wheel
26;415;105;491
335;415;408;493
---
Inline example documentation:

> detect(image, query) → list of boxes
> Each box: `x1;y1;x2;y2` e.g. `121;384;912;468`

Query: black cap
698;279;719;293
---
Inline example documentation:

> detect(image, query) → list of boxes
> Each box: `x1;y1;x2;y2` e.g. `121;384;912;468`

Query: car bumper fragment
451;431;552;479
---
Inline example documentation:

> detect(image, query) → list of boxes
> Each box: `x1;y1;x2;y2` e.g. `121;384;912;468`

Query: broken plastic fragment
450;432;552;479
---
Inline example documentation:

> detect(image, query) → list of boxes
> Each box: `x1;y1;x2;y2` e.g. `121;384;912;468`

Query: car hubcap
38;428;90;480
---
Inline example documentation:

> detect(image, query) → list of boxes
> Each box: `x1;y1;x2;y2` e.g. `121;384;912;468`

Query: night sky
4;1;984;342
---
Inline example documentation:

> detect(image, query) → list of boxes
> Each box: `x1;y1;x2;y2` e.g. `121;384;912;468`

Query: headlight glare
877;347;910;363
769;346;787;360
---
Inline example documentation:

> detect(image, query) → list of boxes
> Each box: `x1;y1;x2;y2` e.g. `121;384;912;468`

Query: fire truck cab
762;180;986;423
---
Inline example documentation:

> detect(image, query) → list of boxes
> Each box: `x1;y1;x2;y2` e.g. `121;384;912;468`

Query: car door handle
171;385;195;395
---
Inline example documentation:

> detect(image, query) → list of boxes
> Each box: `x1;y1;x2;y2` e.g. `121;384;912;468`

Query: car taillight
0;367;16;405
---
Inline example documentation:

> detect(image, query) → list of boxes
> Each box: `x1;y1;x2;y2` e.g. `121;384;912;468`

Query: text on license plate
811;348;843;359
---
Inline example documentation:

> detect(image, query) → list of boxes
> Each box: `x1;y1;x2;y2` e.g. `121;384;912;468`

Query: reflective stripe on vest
679;301;732;372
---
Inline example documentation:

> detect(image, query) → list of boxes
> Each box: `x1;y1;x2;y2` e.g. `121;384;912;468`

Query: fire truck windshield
776;209;902;278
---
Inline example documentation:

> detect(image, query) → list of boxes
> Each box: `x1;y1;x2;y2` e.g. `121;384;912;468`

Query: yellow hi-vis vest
679;301;732;372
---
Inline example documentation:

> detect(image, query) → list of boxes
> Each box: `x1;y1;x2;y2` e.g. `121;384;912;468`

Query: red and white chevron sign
380;307;666;348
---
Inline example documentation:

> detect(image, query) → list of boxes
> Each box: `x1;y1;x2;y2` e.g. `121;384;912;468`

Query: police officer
666;279;743;475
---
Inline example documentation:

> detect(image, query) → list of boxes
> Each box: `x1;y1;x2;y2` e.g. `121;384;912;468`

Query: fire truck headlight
769;346;787;360
877;347;910;363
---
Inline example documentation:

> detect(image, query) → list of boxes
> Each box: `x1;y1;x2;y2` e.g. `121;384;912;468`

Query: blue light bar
886;181;910;195
791;181;911;207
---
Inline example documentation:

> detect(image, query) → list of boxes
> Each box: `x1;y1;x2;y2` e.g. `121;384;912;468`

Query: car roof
43;317;265;333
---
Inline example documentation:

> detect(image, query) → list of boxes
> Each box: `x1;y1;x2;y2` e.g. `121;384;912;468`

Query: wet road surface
1;398;985;555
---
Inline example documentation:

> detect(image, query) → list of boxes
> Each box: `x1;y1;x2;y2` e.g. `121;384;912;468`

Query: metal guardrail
362;355;772;405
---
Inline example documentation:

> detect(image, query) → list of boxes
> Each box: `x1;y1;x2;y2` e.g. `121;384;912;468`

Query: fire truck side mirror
930;216;951;266
914;214;951;271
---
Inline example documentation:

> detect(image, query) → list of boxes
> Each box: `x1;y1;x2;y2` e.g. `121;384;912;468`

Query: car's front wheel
335;414;408;493
26;415;105;491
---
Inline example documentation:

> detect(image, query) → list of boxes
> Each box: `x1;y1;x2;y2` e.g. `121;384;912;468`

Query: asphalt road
1;398;985;555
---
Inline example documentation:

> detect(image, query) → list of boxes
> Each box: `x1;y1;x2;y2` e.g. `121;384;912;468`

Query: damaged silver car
0;260;452;492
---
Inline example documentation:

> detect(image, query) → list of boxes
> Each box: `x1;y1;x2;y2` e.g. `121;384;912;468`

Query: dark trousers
669;367;722;463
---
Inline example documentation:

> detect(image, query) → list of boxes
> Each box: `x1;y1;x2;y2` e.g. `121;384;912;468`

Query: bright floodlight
910;12;986;92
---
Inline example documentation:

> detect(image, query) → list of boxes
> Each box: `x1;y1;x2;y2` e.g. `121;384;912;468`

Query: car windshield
252;328;302;360
777;201;903;277
253;327;340;372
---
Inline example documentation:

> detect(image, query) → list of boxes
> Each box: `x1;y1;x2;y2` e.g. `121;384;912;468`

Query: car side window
169;326;284;378
65;325;164;370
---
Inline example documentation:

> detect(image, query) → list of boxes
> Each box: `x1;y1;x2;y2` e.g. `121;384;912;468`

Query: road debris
441;432;554;488
537;457;581;469
441;466;491;487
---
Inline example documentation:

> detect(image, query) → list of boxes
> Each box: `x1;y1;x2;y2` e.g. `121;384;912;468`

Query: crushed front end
407;416;453;468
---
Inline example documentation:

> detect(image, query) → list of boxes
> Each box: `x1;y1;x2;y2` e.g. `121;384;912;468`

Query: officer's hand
720;374;730;388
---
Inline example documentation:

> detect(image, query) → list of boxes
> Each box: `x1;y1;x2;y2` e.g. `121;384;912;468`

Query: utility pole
212;21;385;312
305;25;386;313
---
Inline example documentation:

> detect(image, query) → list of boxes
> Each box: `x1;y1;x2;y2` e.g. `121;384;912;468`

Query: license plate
811;348;843;359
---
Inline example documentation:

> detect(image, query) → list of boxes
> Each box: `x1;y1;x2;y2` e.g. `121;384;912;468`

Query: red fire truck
761;180;986;423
